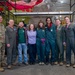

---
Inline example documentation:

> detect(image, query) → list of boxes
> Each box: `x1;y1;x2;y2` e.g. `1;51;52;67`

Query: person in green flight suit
55;19;64;66
36;20;45;65
45;17;56;65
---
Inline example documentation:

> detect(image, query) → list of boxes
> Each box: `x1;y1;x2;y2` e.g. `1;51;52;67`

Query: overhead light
60;1;64;3
22;19;25;21
60;15;62;17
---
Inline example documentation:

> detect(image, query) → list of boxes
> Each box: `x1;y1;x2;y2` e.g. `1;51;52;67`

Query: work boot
23;62;29;66
54;62;58;65
7;65;12;69
12;62;17;66
73;64;75;68
66;64;70;67
41;62;45;65
1;63;7;67
0;67;5;72
59;62;63;66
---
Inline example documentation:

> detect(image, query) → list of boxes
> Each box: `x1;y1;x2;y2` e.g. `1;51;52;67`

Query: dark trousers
66;37;75;64
7;42;17;65
45;40;56;63
36;39;45;62
28;44;36;63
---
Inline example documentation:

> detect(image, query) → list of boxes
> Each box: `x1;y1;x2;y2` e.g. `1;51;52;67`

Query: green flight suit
45;24;56;63
36;28;45;62
56;25;64;62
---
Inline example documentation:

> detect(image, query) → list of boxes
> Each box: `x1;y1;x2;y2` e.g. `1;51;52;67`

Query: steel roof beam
13;12;73;16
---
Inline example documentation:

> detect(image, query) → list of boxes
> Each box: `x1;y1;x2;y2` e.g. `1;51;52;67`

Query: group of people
0;15;75;72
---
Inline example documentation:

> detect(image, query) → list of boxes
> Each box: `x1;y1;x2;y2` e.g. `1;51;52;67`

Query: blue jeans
18;43;28;63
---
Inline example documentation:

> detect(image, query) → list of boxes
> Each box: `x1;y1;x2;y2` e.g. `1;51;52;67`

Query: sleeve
26;30;28;44
25;30;28;44
0;25;5;43
73;25;75;38
5;27;10;44
2;25;5;39
53;24;56;40
62;26;66;42
45;28;47;39
36;29;38;38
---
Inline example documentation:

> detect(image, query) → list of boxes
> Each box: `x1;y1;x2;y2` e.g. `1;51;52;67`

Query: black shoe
18;63;22;66
32;62;35;65
29;63;32;65
45;62;49;65
51;62;55;65
29;62;33;65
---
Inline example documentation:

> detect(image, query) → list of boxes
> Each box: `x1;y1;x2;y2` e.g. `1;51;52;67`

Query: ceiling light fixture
60;1;64;3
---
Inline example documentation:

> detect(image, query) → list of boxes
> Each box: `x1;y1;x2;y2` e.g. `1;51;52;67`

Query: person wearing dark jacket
17;21;28;66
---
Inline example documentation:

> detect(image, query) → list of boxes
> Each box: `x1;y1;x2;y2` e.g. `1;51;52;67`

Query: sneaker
59;62;63;66
73;64;75;68
41;62;44;65
7;65;12;69
66;64;70;67
54;62;58;65
24;62;29;65
0;67;5;72
18;63;22;66
39;62;42;65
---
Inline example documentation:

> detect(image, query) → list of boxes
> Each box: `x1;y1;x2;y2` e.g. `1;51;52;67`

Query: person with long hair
45;17;56;65
36;20;45;65
27;24;36;65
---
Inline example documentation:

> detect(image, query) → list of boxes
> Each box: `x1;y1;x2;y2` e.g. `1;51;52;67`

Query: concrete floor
0;63;75;75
